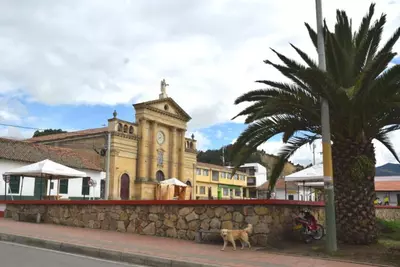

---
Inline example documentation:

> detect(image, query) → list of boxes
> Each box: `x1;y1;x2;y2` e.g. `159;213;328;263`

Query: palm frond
304;23;318;50
354;3;375;47
270;48;308;72
290;43;318;68
375;131;400;163
375;27;400;58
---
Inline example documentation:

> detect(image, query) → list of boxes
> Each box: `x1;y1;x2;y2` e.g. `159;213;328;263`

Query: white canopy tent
284;163;324;182
4;159;87;179
3;159;87;200
282;164;325;201
160;178;187;187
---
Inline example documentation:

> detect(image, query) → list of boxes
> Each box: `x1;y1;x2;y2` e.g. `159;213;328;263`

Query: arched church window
129;126;134;134
123;125;128;133
118;123;122;132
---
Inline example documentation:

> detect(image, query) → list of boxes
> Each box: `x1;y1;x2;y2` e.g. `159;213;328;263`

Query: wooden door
120;174;130;200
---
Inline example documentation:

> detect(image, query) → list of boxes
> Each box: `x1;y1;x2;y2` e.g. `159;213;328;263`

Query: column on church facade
169;127;177;178
150;121;158;181
138;118;148;180
179;129;186;181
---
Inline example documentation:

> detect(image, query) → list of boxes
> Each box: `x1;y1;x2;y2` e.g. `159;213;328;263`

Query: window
202;169;209;176
50;181;54;190
223;188;229;196
129;126;134;134
233;174;238;180
235;189;241;197
247;177;256;186
196;168;201;175
220;172;225;178
228;173;232;179
9;175;20;194
212;171;219;182
157;151;164;166
81;177;90;195
288;195;294;200
199;186;206;195
59;179;69;194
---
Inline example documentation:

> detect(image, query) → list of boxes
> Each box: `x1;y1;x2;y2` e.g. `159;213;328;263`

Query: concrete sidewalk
0;219;375;267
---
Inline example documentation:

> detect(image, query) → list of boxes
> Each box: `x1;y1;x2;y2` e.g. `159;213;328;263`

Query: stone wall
4;203;324;246
376;207;400;221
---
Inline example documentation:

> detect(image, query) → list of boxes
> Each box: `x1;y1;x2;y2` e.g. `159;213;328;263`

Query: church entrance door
120;173;130;200
156;170;165;182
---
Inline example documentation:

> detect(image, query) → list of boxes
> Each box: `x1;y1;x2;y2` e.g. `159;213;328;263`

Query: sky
0;0;399;167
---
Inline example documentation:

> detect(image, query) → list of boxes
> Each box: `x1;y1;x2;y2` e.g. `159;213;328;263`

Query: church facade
105;80;198;199
28;80;197;200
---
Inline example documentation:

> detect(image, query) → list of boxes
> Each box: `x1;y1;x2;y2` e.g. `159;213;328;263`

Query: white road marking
0;241;147;266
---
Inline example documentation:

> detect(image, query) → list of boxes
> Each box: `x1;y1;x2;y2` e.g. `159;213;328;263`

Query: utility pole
315;0;337;253
105;132;111;200
312;143;316;165
221;146;225;166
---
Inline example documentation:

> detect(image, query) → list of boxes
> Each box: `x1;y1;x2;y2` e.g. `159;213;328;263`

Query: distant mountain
196;144;305;176
376;163;400;176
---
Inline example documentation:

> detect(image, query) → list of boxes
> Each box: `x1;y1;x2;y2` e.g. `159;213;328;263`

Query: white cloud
0;0;398;129
0;126;35;140
215;130;223;139
1;0;399;164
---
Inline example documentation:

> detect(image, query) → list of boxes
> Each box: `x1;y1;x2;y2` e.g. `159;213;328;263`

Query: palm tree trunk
332;138;378;245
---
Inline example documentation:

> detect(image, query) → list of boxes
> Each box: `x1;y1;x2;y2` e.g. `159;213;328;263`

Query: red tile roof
0;138;102;171
258;179;298;190
375;181;400;191
26;127;108;142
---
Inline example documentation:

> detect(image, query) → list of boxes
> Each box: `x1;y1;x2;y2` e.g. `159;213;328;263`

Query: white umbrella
160;178;187;187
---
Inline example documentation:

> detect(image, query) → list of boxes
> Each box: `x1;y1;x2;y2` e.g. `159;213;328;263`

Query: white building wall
0;159;105;199
272;188;315;201
240;163;268;187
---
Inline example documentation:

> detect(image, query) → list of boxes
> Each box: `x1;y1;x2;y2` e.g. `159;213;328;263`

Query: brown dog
220;224;252;251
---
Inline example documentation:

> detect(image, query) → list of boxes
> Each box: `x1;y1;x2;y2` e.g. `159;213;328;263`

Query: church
28;79;198;200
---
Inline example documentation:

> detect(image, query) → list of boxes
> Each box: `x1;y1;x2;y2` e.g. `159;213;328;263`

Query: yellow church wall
109;131;138;199
135;109;187;130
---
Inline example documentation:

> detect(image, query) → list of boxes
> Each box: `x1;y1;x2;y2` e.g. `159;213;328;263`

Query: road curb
0;233;219;267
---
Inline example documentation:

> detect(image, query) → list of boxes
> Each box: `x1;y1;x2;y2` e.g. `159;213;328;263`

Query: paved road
0;241;146;267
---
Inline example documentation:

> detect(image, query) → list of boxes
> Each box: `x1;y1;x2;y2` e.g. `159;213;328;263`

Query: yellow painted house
27;80;247;200
195;162;248;199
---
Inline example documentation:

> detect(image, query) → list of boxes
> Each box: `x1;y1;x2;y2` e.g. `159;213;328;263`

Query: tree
231;3;400;245
33;129;67;137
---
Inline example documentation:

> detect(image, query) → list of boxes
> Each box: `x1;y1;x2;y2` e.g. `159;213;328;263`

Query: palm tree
231;3;400;245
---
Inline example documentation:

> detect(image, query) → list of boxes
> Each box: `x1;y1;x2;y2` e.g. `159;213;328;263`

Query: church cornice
111;132;139;140
185;148;198;154
145;105;190;122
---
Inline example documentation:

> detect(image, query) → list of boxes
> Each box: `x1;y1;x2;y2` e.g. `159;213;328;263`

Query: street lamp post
315;0;337;253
